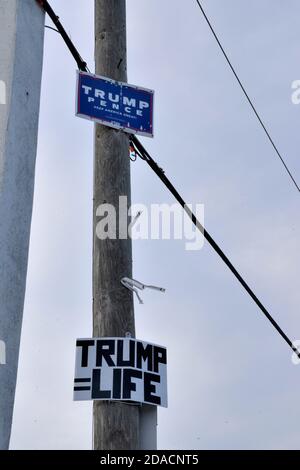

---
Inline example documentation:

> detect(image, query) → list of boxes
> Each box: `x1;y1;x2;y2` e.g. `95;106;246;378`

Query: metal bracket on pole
139;404;157;450
121;277;165;304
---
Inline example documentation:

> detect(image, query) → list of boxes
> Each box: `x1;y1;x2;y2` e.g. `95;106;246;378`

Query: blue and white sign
76;71;154;137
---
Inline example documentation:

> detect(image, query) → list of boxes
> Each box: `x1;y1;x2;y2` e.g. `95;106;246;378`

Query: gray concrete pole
0;0;45;449
93;0;139;450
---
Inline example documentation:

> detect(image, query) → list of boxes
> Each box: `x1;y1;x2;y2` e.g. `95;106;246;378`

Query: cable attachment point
121;277;165;304
129;144;137;162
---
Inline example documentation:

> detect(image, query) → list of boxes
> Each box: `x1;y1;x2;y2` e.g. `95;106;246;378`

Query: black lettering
122;368;142;399
112;368;122;399
136;342;153;371
116;339;135;367
96;339;115;367
76;340;95;367
153;346;167;373
144;372;161;405
91;368;111;399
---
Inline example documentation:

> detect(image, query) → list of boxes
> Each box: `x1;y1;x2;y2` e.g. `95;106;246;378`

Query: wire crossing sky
195;0;300;193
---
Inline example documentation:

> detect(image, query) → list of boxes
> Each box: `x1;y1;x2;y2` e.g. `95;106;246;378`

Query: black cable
38;0;88;72
130;135;300;358
195;0;300;193
45;25;59;33
37;0;300;359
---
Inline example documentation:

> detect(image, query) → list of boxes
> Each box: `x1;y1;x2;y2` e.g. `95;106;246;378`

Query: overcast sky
9;0;300;449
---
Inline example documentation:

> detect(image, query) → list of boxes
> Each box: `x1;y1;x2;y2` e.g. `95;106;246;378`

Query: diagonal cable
195;0;300;193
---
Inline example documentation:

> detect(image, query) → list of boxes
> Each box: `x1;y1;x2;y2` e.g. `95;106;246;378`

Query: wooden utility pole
93;0;139;450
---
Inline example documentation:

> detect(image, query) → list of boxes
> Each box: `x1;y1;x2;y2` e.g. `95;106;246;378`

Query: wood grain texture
93;0;139;450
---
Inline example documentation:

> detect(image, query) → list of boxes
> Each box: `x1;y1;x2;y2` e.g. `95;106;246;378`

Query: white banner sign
73;337;168;408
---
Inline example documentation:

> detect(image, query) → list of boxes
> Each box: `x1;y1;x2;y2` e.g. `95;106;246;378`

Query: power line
130;136;300;358
37;0;87;71
194;0;300;193
37;0;300;359
45;25;59;33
